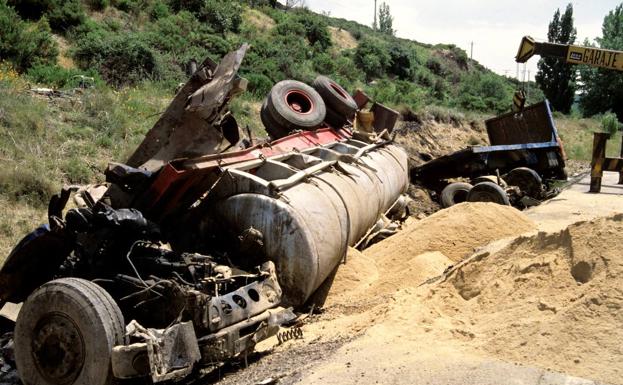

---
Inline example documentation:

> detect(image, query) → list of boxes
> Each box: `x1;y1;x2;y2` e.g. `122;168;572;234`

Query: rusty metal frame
589;132;623;192
134;128;351;221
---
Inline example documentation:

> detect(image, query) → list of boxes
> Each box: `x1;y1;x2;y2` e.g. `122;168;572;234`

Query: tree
378;2;394;36
579;4;623;120
535;4;576;113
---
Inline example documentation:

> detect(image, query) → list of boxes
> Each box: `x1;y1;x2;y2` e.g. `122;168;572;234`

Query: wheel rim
32;312;86;385
284;90;314;115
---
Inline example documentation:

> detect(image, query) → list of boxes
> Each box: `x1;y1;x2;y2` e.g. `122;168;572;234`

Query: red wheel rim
284;90;314;115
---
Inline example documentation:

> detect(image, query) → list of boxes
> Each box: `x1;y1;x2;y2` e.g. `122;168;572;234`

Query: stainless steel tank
205;138;408;306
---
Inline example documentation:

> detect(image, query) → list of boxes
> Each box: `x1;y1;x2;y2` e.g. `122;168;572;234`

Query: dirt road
208;172;623;385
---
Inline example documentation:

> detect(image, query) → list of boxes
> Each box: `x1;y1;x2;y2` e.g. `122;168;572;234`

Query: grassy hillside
0;0;605;258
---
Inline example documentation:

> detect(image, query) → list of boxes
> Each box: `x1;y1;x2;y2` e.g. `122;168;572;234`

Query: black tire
504;167;543;198
471;175;508;188
467;181;510;205
324;106;348;128
15;278;125;385
312;76;357;119
440;182;473;208
260;98;289;139
266;80;326;132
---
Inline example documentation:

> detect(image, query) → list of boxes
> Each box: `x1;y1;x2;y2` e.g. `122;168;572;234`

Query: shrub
354;37;390;80
457;73;512;113
87;0;109;10
244;73;273;97
0;167;57;207
601;111;622;134
312;52;335;74
26;64;101;89
0;3;58;71
425;56;445;76
275;19;306;37
388;43;415;80
51;0;85;31
295;14;331;50
73;32;161;87
198;0;243;34
150;0;169;19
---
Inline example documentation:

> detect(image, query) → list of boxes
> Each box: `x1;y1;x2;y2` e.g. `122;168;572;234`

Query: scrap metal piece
126;46;250;172
112;321;201;383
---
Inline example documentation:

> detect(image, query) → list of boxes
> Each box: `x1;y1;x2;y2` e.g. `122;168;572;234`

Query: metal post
590;132;610;193
373;0;377;30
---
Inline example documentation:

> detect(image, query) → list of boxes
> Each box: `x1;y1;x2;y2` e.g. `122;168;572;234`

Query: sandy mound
440;213;623;382
367;202;536;263
317;208;622;384
367;213;623;384
325;202;534;304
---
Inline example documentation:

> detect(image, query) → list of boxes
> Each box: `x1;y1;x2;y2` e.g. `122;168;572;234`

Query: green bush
388;43;415;80
295;13;331;51
601;111;622;134
312;52;335;74
0;167;57;207
113;0;140;13
73;32;161;87
10;0;87;32
0;2;58;71
198;0;243;34
456;73;512;113
244;73;273;97
26;64;101;89
150;0;170;19
354;37;390;80
87;0;109;10
425;56;445;76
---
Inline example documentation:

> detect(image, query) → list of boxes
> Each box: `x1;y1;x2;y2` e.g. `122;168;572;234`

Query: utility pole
373;0;377;30
470;41;473;60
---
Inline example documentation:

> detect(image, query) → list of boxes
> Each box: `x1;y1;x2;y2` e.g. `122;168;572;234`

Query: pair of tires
14;278;124;385
440;167;544;208
260;76;357;139
440;181;510;208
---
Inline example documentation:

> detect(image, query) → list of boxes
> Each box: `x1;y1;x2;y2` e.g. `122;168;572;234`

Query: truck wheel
440;182;473;208
471;175;507;188
467;181;510;205
260;98;289;139
504;167;543;198
265;80;326;133
15;278;125;385
312;76;357;119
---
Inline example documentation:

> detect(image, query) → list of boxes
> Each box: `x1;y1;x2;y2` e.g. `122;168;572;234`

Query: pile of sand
366;201;536;264
322;213;623;384
436;213;623;382
318;205;622;384
326;202;535;301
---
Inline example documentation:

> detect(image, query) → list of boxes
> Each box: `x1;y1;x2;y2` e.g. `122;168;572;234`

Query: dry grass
328;26;358;51
53;35;76;69
243;8;275;32
555;116;622;161
0;197;47;263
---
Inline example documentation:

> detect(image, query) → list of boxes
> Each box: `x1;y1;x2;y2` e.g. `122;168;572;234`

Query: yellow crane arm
516;36;623;71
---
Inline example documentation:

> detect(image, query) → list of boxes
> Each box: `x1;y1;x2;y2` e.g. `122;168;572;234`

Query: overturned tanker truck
0;45;409;384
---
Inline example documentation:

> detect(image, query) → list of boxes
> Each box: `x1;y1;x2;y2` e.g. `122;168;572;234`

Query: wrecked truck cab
4;196;293;384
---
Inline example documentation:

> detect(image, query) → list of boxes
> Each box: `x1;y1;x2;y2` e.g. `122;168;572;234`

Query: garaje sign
567;46;623;71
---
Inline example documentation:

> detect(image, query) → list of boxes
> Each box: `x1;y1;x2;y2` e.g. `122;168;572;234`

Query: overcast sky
304;0;622;81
